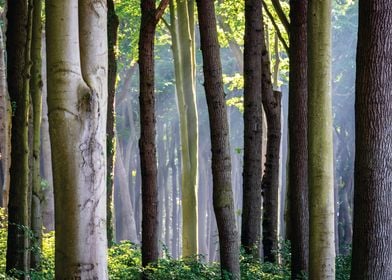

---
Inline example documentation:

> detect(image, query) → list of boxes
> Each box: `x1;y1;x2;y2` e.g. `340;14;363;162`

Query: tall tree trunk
241;0;263;258
40;34;55;232
196;0;240;277
46;0;108;277
169;0;199;257
351;1;392;279
308;0;335;278
288;0;309;277
6;0;32;274
138;0;169;268
107;0;119;248
261;36;281;264
0;20;10;210
30;0;43;269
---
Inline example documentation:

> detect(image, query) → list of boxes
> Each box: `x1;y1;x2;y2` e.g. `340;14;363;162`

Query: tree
138;0;169;268
241;0;263;257
30;0;43;269
308;0;335;278
0;11;10;209
288;0;309;277
261;30;282;264
351;1;392;279
107;0;119;247
196;0;240;278
168;0;199;258
6;0;32;274
46;0;108;277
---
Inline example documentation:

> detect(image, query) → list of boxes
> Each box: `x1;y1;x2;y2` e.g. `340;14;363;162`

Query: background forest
0;0;390;279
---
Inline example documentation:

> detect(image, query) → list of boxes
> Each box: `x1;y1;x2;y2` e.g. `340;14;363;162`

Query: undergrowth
0;208;350;279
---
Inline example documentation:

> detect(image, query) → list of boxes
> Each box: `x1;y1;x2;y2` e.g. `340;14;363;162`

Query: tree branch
155;0;170;23
270;0;289;34
263;1;289;54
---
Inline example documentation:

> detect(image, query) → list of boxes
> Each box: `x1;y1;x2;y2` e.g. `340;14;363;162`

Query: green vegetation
0;208;351;279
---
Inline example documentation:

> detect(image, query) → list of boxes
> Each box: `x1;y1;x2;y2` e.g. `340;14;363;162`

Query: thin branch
270;0;290;34
263;1;289;54
155;0;170;23
160;16;173;34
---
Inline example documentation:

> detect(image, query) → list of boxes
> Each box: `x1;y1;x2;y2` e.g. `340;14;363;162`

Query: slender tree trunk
40;35;55;232
138;0;169;268
6;0;32;274
351;2;392;279
30;0;43;269
0;21;10;210
169;0;199;257
261;35;281;264
107;0;119;247
288;0;309;277
196;0;240;277
241;0;263;258
308;0;335;278
46;0;108;277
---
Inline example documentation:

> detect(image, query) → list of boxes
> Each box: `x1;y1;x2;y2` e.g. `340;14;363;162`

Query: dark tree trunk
138;0;168;268
196;0;240;278
261;35;281;264
107;0;119;247
288;0;309;277
351;1;392;279
241;0;263;258
6;0;32;274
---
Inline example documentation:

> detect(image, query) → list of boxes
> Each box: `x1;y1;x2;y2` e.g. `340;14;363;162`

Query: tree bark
46;0;108;277
0;18;10;210
261;35;281;264
241;0;263;258
196;0;240;277
6;0;32;274
138;0;169;268
107;0;119;248
30;0;43;269
288;0;309;277
170;0;199;258
351;2;392;279
308;0;335;278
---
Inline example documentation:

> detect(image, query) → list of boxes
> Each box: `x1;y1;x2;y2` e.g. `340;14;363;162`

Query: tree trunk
0;19;10;210
261;36;281;264
107;0;119;248
40;34;55;232
288;0;309;277
351;1;392;279
308;0;335;278
196;0;240;277
169;0;199;257
46;0;108;277
138;0;169;268
241;0;263;258
30;0;43;269
6;0;32;274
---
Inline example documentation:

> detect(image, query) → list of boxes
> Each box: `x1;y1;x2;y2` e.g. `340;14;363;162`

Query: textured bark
288;0;309;277
172;0;199;257
30;0;43;269
0;21;10;209
241;0;263;258
261;37;281;264
196;0;240;278
138;0;169;268
107;0;119;247
46;0;108;278
351;2;392;279
6;0;32;274
308;0;335;278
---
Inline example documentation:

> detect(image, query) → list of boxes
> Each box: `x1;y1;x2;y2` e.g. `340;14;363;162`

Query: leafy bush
0;208;352;279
